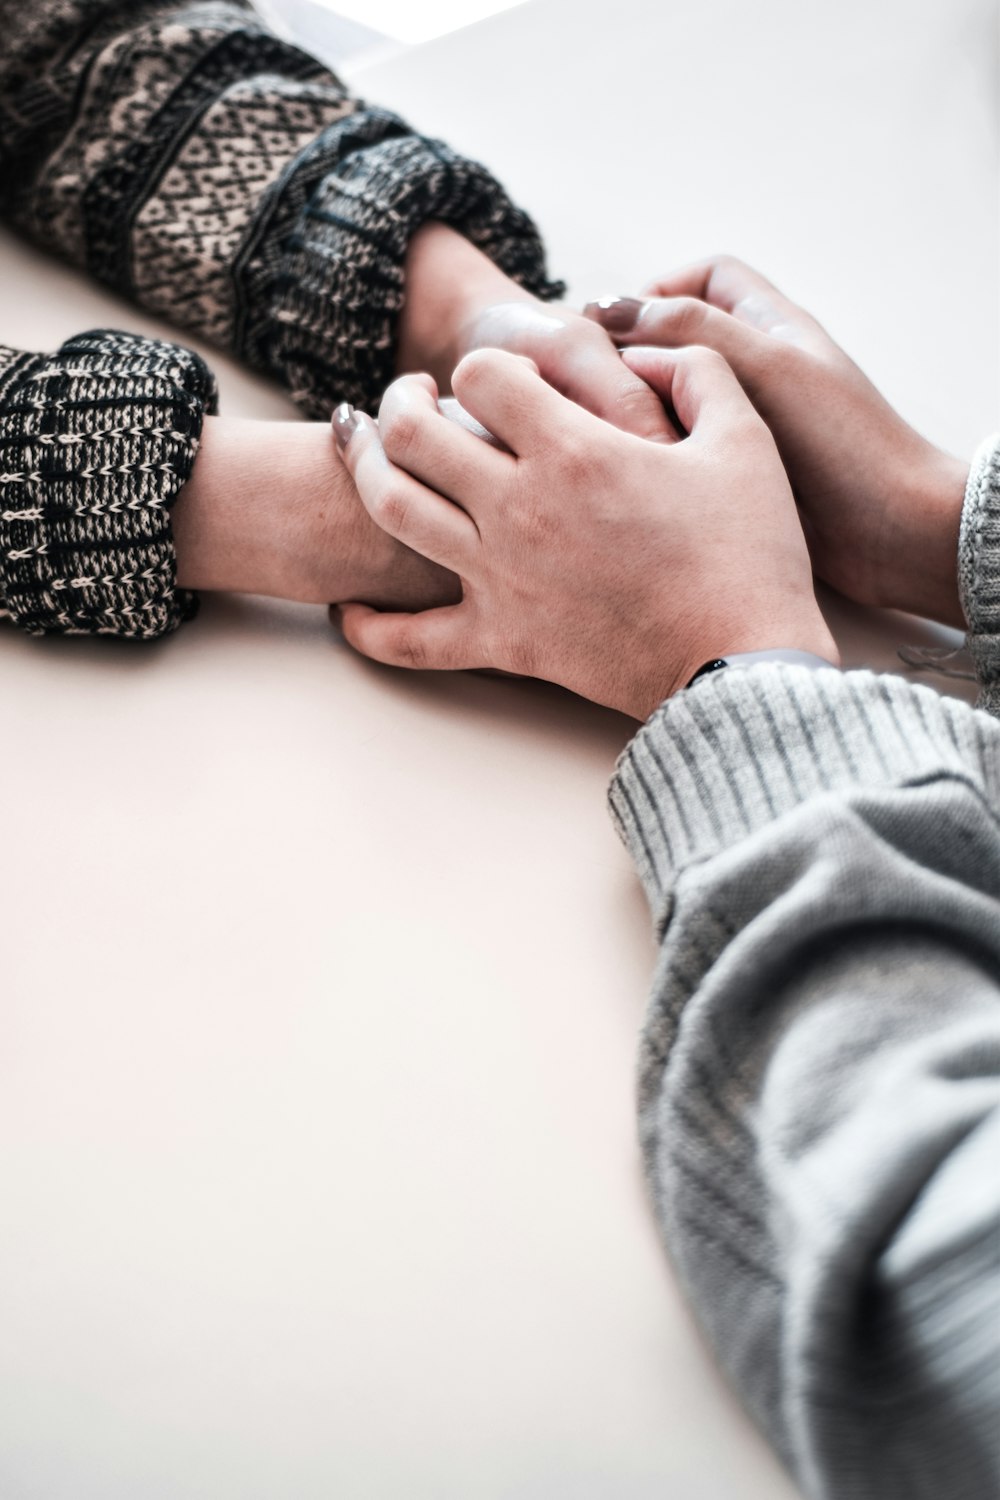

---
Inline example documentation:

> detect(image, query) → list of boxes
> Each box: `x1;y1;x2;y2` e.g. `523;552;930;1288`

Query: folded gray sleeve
611;672;1000;1500
608;436;1000;1499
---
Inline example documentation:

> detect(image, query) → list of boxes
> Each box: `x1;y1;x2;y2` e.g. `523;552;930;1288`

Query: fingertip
582;296;645;335
331;406;376;475
454;346;539;387
335;600;377;649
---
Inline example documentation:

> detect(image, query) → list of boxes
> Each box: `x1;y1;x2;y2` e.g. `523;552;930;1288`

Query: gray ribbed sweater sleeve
608;439;1000;1499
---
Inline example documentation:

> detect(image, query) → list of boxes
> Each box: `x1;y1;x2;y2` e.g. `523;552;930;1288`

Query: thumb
620;346;758;439
333;602;474;673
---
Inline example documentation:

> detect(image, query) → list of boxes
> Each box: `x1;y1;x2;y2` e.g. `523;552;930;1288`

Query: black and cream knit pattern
0;0;562;420
0;330;215;637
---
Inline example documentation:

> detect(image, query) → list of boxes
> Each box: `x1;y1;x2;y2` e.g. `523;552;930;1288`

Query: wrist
878;443;968;626
174;418;350;600
630;608;839;720
397;222;533;389
174;417;460;610
687;648;838;688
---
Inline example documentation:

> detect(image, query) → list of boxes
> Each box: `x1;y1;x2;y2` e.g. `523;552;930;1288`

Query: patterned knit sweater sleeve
0;331;215;637
608;445;1000;1500
0;0;561;420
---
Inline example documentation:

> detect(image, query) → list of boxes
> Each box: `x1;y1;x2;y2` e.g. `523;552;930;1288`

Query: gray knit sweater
0;0;558;637
610;434;1000;1499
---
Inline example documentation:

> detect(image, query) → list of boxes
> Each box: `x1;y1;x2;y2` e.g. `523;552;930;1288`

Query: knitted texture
609;665;1000;1498
610;664;1000;920
959;433;1000;715
0;330;215;637
0;0;562;419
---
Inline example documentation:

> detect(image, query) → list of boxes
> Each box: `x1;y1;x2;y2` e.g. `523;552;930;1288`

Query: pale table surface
1;1;997;1496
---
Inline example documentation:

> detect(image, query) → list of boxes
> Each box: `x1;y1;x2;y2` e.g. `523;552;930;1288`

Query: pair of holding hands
332;255;969;721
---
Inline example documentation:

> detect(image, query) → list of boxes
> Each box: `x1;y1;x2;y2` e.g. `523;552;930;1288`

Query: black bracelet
686;659;730;688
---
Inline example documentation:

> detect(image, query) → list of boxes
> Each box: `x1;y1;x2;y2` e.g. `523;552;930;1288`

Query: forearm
173;416;456;610
611;666;1000;1499
0;0;560;417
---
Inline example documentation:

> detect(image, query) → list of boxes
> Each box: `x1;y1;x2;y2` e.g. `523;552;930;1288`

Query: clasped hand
331;253;968;720
332;343;836;720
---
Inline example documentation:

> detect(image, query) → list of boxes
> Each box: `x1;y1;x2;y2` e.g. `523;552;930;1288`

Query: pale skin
328;258;977;717
330;346;839;720
173;240;972;709
172;222;665;604
583;255;970;627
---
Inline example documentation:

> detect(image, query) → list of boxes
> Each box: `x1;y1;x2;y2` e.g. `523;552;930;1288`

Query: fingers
586;255;811;357
333;404;478;573
620;346;761;440
529;326;677;444
437;396;507;450
378;375;511;500
335;601;475;672
450;347;578;455
639;255;791;316
586;293;768;377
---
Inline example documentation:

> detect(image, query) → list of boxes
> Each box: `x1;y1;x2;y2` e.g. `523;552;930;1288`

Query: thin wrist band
687;649;838;688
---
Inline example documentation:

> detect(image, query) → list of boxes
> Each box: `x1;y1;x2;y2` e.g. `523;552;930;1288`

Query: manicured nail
332;402;360;449
583;296;644;332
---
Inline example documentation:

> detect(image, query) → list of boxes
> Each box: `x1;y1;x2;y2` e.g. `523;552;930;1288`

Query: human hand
397;222;674;443
584;256;970;626
330;346;837;720
173;417;459;611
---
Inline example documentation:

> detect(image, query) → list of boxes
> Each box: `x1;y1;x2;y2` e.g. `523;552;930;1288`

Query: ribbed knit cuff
959;433;1000;716
248;116;564;417
0;329;217;639
609;666;1000;921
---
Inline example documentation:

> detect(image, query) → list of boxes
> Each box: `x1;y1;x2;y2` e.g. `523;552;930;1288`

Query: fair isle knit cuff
959;433;1000;717
0;329;216;639
250;123;565;417
608;666;1000;924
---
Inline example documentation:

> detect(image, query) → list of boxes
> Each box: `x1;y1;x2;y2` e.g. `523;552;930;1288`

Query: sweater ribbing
0;330;215;636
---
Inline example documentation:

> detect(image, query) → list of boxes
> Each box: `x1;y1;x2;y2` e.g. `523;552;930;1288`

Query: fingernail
332;402;360;449
583;296;644;332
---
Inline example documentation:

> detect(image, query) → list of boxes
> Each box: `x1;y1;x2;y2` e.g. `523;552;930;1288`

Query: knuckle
381;406;422;465
666;296;708;336
455;347;498;387
686;343;729;374
614;374;660;418
371;481;410;536
391;629;428;670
